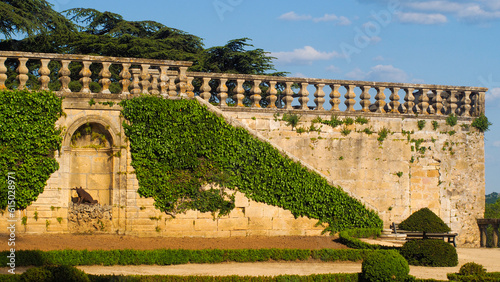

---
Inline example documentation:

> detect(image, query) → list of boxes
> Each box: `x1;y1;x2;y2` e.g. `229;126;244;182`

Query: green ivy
472;113;492;132
120;97;382;232
0;90;63;210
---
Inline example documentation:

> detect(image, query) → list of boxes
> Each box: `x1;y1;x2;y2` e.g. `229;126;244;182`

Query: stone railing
0;51;487;117
0;51;192;96
477;218;500;247
187;72;487;117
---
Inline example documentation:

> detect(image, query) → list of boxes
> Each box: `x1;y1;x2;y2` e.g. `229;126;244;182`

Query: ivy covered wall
120;96;383;233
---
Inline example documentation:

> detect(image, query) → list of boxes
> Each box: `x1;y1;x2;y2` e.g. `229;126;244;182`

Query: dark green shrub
21;267;52;282
21;265;89;282
400;239;458;267
399;208;451;232
458;262;486;276
361;250;410;282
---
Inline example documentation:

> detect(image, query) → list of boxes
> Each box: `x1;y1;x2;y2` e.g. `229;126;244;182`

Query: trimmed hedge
361;250;410;282
0;248;377;266
1;273;362;282
400;239;458;267
338;228;383;250
399;208;451;233
447;272;500;282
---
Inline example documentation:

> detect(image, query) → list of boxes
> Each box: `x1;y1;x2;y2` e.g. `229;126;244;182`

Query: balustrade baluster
418;89;430;114
119;63;131;95
130;68;141;94
233;79;245;107
359;85;371;112
186;76;195;98
404;88;415;114
58;60;71;93
201;77;212;101
250;80;262;108
0;57;6;90
159;66;169;96
283;81;294;110
266;81;278;108
446;90;458;115
178;67;188;95
374;86;386;113
217;78;228;106
39;59;51;91
389;87;401;113
150;69;160;95
298;82;309;110
15;58;29;90
344;84;356;111
474;91;486;116
79;61;92;94
432;89;444;115
139;64;150;94
314;83;325;111
98;62;112;94
461;91;472;116
329;84;341;111
168;72;177;96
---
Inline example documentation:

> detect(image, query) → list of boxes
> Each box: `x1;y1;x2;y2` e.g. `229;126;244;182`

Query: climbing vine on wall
120;97;383;232
0;90;63;209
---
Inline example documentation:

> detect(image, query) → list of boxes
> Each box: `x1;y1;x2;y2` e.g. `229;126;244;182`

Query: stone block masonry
0;51;486;247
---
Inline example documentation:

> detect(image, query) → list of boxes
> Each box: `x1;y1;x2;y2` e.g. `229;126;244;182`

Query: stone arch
64;115;121;206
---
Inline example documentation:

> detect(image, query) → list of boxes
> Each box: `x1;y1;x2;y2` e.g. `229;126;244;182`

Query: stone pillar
16;57;29;90
99;62;112;94
359;85;371;112
298;82;309;110
119;63;131;96
39;59;51;91
344;84;356;111
0;57;6;90
494;223;500;248
313;83;325;111
329;84;341;112
266;81;278;108
404;87;415;114
233;79;245;107
217;78;228;106
201;77;211;101
250;79;262;108
283;81;294;110
79;61;92;94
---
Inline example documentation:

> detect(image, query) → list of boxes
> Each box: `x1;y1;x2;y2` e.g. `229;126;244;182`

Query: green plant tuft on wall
445;114;457;127
471;113;492;132
417;120;426;130
0;90;63;210
120;97;382;232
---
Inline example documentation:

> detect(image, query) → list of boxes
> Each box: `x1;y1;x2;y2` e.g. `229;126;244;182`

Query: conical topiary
399;207;451;233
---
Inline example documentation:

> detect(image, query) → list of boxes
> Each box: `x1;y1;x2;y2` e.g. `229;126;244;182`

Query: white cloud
405;1;469;13
313;14;352;25
272;46;340;65
293;72;308;78
486;88;500;101
373;55;385;61
278;11;351;25
345;65;410;83
325;65;341;73
278;11;311;21
397;12;448;24
402;0;500;23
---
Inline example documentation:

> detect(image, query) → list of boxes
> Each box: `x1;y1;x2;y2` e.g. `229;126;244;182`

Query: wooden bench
391;223;458;247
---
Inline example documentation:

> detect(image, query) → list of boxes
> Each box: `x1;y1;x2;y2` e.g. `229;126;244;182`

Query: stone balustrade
187;72;487;117
0;51;192;96
477;218;500;247
0;51;487;117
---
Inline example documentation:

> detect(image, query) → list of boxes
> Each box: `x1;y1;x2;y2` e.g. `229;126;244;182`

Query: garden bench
391;222;458;247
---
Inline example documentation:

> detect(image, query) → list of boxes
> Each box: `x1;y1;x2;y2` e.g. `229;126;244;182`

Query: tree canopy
0;5;280;75
0;0;73;39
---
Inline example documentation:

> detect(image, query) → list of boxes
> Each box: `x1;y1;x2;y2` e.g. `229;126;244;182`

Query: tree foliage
0;7;280;75
0;0;73;39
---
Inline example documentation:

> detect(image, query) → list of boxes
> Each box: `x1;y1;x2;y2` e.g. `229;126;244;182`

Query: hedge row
0;272;361;282
338;228;384;250
0;248;379;266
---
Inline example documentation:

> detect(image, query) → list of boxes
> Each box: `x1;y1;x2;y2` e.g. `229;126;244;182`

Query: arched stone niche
66;121;116;205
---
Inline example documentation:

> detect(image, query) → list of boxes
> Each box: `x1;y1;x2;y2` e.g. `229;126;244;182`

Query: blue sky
46;0;500;194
